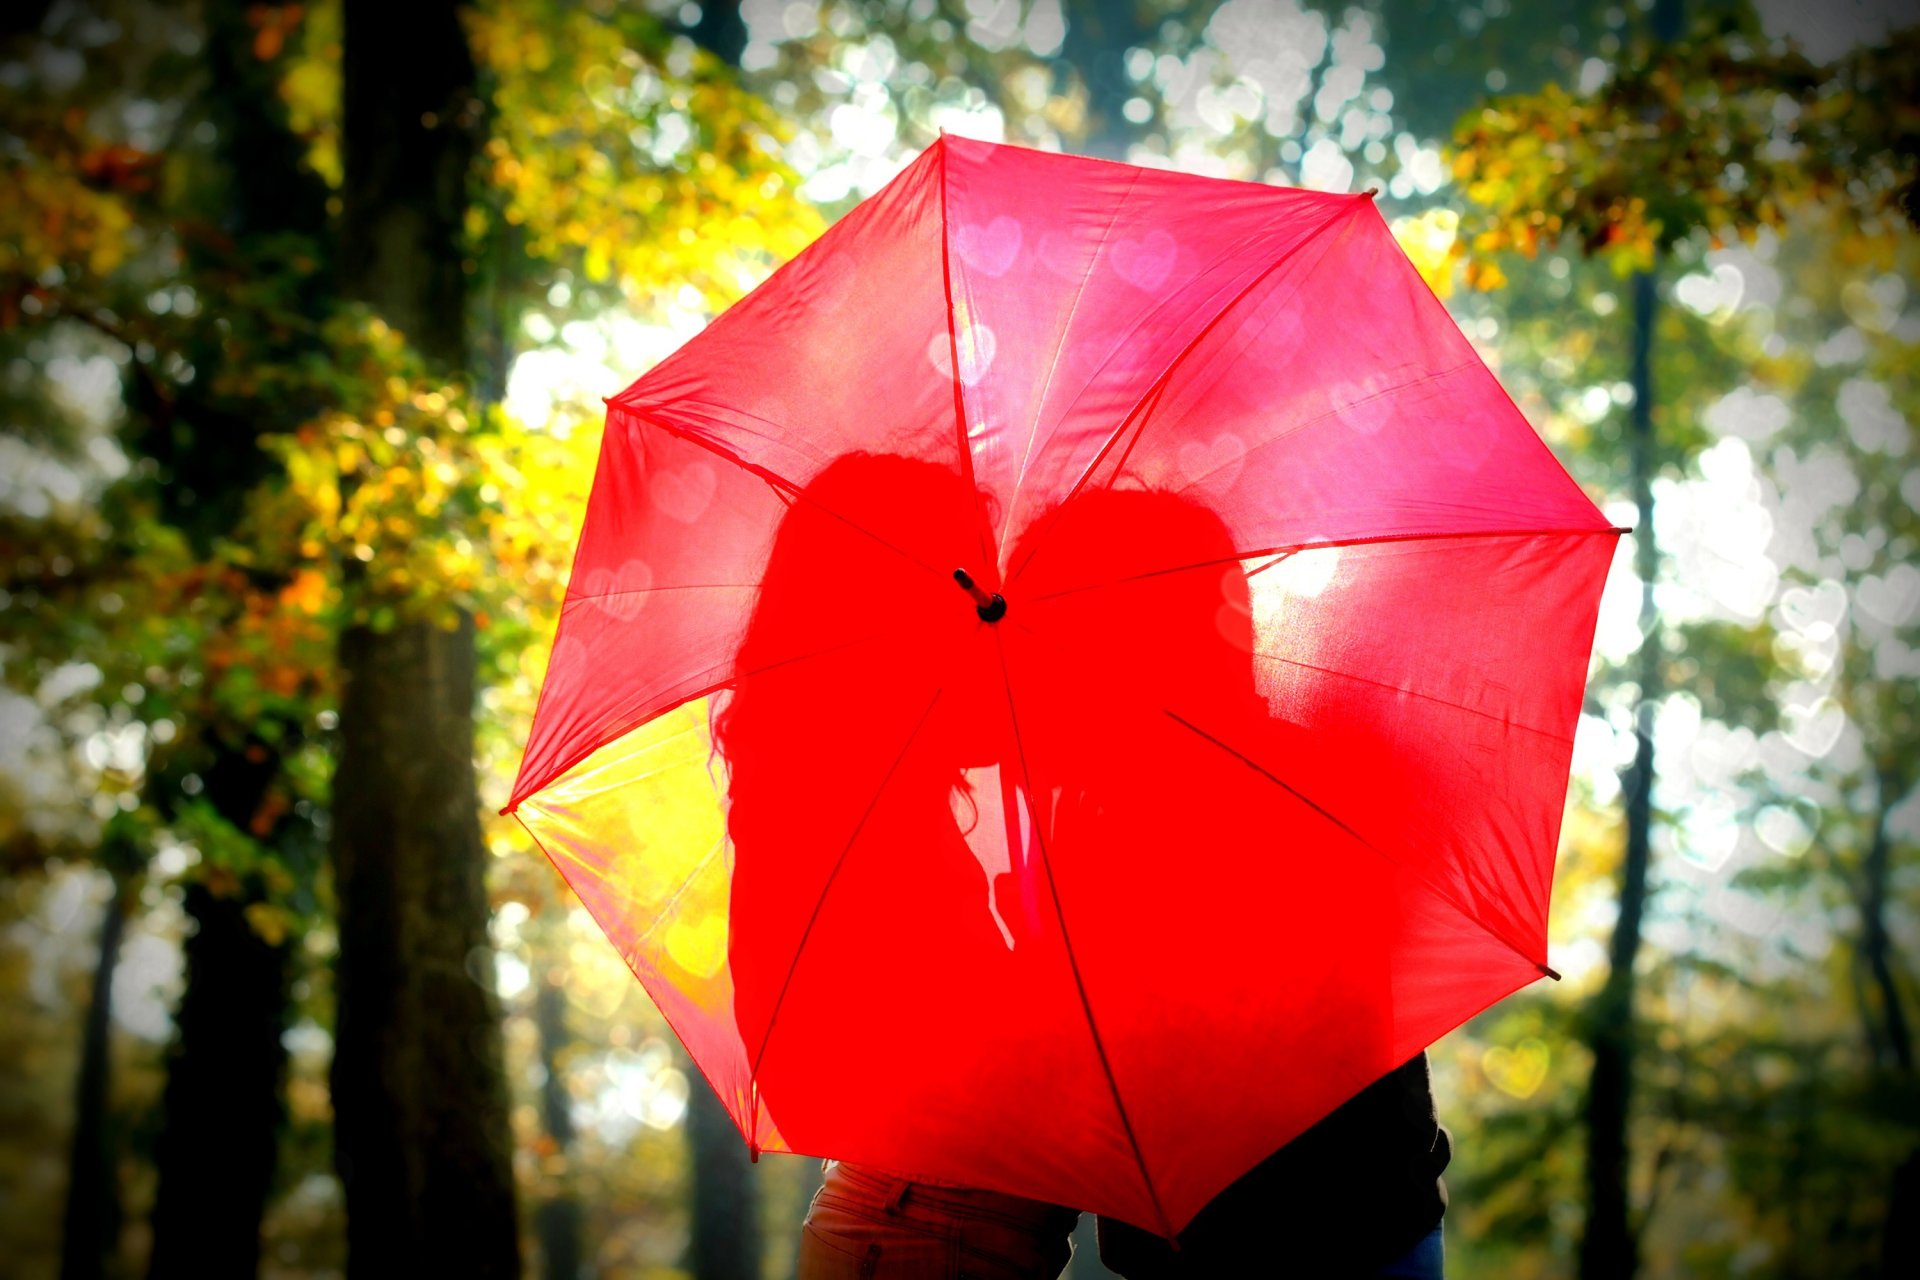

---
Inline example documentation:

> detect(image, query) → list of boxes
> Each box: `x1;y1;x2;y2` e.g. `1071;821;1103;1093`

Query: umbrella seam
611;403;954;582
1088;374;1176;494
1002;612;1564;976
997;167;1144;554
991;628;1176;1240
1354;200;1605;523
1023;524;1629;605
626;835;729;954
1109;219;1384;499
512;809;775;1151
1026;197;1361;492
508;615;940;811
1246;651;1575;745
563;582;759;604
1163;358;1484;498
939;137;1004;581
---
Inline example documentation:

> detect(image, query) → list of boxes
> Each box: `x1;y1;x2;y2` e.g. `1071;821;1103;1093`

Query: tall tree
330;2;519;1274
143;3;332;1271
1584;11;1686;1265
685;1068;763;1280
59;822;138;1280
1454;8;1920;1272
1580;244;1666;1280
534;974;583;1280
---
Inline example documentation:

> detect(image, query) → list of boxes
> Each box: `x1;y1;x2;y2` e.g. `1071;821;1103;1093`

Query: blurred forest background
2;0;1916;1277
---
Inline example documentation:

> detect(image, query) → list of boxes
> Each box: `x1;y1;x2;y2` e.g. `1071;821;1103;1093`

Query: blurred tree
685;1059;762;1280
533;972;584;1280
1717;211;1920;1276
59;819;140;1280
1057;0;1161;158
141;3;333;1273
327;1;521;1276
1455;7;1920;1275
0;6;317;1276
1586;0;1683;1259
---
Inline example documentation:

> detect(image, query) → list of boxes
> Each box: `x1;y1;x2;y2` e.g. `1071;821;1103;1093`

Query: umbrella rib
1022;195;1356;512
510;812;787;1153
508;615;943;811
627;835;729;953
1161;708;1552;977
1243;550;1297;579
563;582;758;604
990;629;1176;1240
747;678;956;1084
996;168;1143;553
612;402;953;583
1164;358;1483;498
938;137;1004;579
1247;651;1573;744
1024;524;1631;604
1004;199;1360;594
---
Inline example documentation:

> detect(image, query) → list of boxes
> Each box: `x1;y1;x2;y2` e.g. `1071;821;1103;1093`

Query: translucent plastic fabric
507;136;1623;1235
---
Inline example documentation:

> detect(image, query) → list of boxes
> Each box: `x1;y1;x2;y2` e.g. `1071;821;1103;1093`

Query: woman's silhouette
716;451;1005;1082
714;452;1079;1278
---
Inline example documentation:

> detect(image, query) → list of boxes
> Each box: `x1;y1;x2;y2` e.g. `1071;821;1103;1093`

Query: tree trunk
338;0;478;367
535;979;583;1280
1863;765;1916;1276
61;869;129;1280
1884;1149;1920;1279
685;0;746;67
1861;769;1913;1073
1579;11;1680;1274
333;6;517;1273
146;884;290;1280
686;1069;762;1280
143;11;318;1269
1578;259;1659;1280
331;615;519;1276
1060;0;1151;160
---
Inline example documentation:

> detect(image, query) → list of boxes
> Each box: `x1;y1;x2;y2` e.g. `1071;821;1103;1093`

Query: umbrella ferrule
952;568;1008;623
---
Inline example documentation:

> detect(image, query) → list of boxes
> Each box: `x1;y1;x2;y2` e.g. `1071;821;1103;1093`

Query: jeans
798;1161;1080;1279
1371;1224;1444;1278
796;1160;1443;1279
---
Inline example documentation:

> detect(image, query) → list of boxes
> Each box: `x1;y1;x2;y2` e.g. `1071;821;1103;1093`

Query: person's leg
798;1162;1077;1280
799;1163;949;1279
1366;1223;1444;1280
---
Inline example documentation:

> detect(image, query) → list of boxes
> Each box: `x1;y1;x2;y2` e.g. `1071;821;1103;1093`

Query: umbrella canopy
506;134;1623;1235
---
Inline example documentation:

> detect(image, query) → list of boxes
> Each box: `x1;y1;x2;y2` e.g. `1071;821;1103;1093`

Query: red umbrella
505;135;1623;1234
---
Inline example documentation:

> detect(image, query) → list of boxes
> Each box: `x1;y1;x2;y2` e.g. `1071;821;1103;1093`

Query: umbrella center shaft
952;568;1008;623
